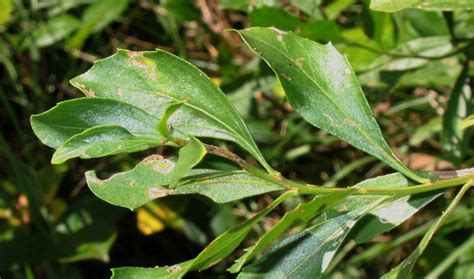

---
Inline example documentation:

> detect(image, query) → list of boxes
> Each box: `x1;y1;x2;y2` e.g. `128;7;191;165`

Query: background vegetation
0;0;473;278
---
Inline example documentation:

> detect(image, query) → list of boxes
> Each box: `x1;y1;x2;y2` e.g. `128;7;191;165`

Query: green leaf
403;9;450;37
188;191;296;273
52;125;160;164
367;9;397;50
352;192;441;244
28;14;81;48
68;0;129;49
0;196;125;268
342;173;441;243
442;63;472;164
347;206;474;268
324;0;355;20
409;117;442;146
370;0;474;12
55;197;125;263
31;98;161;149
290;0;324;19
172;171;283;203
237;27;426;183
461;115;474;130
70;49;274;173
86;155;283;210
249;6;300;31
0;0;13;25
238;199;383;279
382;181;473;279
299;20;342;43
111;191;295;278
370;0;418;13
164;0;201;22
169;136;207;188
229;192;351;273
339;27;380;72
357;36;454;88
112;261;192;279
157;100;186;140
398;59;462;88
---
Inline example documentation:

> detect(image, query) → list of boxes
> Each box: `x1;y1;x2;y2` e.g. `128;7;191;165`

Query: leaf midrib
77;82;258;158
284;199;384;277
41;122;160;138
245;33;402;169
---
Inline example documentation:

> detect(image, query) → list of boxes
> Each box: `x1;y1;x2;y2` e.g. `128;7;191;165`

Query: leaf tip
50;154;64;165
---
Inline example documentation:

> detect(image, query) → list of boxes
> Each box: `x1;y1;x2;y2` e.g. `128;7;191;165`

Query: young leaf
169;136;207;188
229;192;351;273
0;0;12;25
68;0;129;49
370;0;474;12
157;100;186;140
70;49;275;173
442;63;472;164
238;27;426;183
112;260;192;279
52;125;160;164
188;191;296;272
238;199;383;279
27;14;80;48
31;98;160;149
369;0;418;12
461;115;474;130
86;155;283;210
111;191;296;278
382;181;473;279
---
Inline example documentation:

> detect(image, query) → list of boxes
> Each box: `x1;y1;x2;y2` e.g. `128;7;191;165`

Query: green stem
204;144;474;197
296;174;474;196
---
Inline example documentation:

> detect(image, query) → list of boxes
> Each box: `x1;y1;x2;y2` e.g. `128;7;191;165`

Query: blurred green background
0;0;473;278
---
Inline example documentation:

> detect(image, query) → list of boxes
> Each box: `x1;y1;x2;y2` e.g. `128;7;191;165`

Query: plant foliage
1;0;473;278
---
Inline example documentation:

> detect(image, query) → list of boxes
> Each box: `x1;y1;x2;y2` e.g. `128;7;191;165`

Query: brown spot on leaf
127;51;157;79
71;81;94;97
271;27;287;35
281;73;292;81
127;51;144;58
142;155;175;174
152;160;174;174
84;88;95;97
293;58;304;68
143;154;164;163
166;265;182;273
147;187;171;199
128;51;148;68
